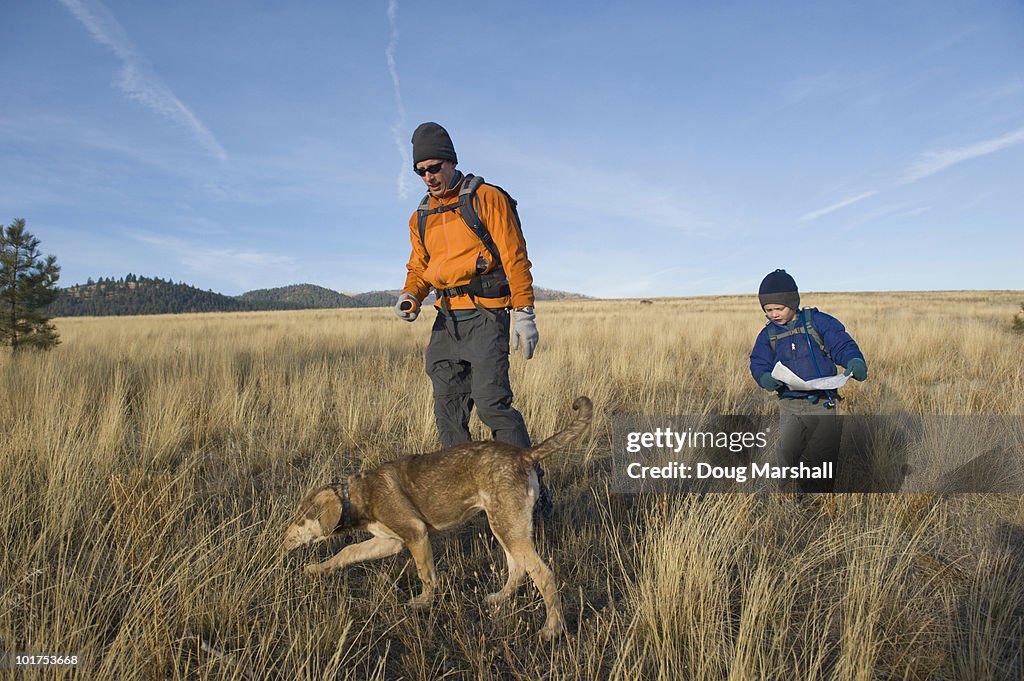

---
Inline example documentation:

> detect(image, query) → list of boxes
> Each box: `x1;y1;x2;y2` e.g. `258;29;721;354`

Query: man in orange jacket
394;122;551;517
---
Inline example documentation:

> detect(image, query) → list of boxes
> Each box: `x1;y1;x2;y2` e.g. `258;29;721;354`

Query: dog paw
484;592;506;608
408;593;433;610
304;563;324;576
539;618;564;641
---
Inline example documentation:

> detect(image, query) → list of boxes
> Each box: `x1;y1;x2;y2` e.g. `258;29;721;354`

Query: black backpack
415;174;521;301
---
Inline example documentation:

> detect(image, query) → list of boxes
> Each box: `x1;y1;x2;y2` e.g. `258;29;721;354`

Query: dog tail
524;396;593;464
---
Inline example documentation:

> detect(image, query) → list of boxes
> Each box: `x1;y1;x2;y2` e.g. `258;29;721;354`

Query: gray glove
511;308;538;359
394;293;419;322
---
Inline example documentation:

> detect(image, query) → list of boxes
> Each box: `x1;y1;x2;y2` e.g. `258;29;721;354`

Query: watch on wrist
515;306;535;314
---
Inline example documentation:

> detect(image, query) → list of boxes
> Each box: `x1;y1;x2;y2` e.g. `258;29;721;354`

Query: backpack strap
416;174;517;268
801;308;831;360
767;308;831;360
416;194;461;254
415;174;517;306
455;175;502;266
800;308;837;407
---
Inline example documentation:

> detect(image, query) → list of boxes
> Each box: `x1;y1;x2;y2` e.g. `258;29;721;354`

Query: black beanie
758;269;800;311
411;122;457;166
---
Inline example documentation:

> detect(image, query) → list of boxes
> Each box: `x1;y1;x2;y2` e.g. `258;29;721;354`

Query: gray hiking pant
425;309;531;449
775;397;842;492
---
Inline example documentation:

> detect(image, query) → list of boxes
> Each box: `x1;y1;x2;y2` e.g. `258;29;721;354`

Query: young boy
748;269;868;491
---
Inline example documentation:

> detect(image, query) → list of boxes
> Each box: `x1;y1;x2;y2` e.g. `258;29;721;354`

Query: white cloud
902;126;1024;184
799;191;878;222
58;0;227;162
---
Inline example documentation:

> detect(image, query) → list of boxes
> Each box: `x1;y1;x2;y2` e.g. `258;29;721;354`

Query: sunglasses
414;162;445;177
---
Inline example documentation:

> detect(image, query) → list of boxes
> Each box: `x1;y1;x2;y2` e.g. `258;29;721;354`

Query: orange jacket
402;175;534;311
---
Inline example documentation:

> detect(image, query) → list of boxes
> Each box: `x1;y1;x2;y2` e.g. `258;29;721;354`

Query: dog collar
329;480;353;531
340;481;352;530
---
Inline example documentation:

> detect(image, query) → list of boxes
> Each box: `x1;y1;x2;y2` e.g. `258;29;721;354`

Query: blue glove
844;358;868;381
759;372;784;391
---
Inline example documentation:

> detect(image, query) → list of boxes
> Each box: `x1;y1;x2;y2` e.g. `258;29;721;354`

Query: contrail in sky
57;0;227;162
803;125;1024;221
386;0;412;199
802;122;1024;218
800;190;878;222
902;126;1024;184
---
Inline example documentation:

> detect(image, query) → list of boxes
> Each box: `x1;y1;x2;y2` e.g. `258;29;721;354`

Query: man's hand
844;358;868;381
394;293;419;322
511;309;538;359
759;372;784;391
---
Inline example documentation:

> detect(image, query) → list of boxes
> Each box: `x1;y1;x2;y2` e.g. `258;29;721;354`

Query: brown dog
282;396;593;639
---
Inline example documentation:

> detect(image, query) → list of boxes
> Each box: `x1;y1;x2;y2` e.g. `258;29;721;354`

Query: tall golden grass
1;291;1022;679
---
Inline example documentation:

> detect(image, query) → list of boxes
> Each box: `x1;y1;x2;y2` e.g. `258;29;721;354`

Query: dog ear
313;489;342;535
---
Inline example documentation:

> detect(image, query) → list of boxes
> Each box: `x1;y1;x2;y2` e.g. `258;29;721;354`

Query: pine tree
0;218;61;351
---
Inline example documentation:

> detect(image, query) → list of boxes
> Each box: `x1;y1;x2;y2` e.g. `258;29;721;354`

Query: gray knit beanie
758;269;800;311
411;122;457;166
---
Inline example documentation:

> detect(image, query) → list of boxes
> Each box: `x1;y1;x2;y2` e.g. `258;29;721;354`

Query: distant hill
533;286;591;301
47;275;591;317
350;290;403;307
237;284;361;308
48;276;259;317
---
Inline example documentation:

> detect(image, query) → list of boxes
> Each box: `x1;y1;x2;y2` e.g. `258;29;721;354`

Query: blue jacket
749;308;864;400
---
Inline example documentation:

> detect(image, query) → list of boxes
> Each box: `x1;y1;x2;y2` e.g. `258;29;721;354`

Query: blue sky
2;1;1022;298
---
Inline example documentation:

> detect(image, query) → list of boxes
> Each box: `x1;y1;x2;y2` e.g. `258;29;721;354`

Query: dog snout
282;522;313;552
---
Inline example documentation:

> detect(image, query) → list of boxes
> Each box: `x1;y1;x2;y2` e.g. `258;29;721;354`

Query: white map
771;361;851;391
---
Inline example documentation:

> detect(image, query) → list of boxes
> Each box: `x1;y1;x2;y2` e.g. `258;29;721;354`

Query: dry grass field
2;290;1023;680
